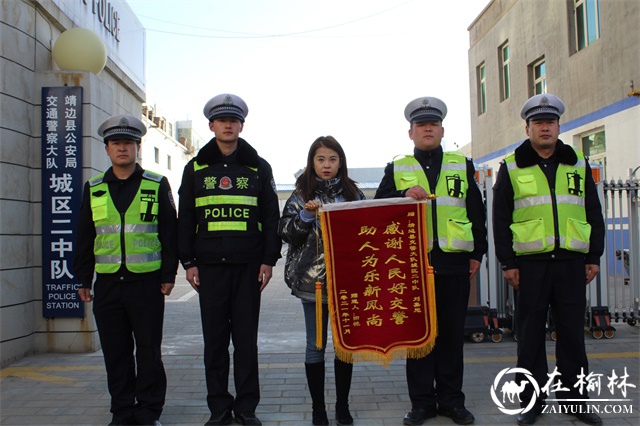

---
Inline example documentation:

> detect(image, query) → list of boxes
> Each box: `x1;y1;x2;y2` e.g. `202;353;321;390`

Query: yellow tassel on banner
314;207;324;350
315;281;323;350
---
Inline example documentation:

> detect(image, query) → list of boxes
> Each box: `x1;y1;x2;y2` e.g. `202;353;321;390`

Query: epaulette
89;173;105;187
142;170;163;182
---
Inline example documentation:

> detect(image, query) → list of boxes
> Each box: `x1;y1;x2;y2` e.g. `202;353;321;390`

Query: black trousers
406;274;470;412
515;257;589;406
93;276;167;424
198;263;262;414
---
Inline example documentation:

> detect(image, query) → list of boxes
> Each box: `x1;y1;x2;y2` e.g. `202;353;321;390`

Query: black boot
305;362;329;425
334;358;354;425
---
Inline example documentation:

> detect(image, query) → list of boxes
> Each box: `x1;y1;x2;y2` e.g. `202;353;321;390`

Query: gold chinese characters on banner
320;198;437;367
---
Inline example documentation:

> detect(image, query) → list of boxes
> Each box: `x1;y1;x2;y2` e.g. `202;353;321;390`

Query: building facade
140;105;203;204
1;0;168;366
0;1;204;367
468;0;640;180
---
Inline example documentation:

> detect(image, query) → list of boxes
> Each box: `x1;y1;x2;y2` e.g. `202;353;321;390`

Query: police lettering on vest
193;161;262;235
132;238;161;248
94;240;115;249
204;207;250;219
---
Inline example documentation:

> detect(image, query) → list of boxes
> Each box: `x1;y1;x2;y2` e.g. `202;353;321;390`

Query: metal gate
469;165;640;342
597;169;640;332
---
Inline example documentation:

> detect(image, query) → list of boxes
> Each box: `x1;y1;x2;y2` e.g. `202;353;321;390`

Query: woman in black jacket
278;136;365;425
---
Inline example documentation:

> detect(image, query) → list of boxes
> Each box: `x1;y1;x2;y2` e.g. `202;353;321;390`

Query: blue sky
126;0;490;183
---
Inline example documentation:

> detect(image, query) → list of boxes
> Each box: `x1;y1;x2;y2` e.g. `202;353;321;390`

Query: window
533;59;546;95
167;155;172;170
575;0;601;51
478;63;487;114
581;129;607;179
154;147;160;164
499;42;511;101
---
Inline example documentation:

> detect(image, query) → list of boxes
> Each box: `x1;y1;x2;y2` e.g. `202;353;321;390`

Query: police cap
97;114;146;143
520;94;565;121
404;96;447;123
203;94;248;122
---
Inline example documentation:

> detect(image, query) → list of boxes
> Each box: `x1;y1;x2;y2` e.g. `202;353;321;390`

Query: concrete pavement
1;262;639;425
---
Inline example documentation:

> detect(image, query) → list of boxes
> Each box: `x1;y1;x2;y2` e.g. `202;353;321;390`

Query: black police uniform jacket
492;139;605;271
374;145;487;274
177;137;282;268
72;164;179;288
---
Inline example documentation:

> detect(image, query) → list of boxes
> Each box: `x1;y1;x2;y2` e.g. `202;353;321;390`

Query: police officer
177;94;282;426
492;94;605;426
73;114;178;426
375;97;487;425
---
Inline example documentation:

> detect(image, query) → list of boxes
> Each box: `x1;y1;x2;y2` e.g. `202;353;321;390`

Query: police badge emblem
219;176;233;190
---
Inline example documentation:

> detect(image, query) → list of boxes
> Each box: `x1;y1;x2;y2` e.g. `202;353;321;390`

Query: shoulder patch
142;170;163;182
89;173;105;187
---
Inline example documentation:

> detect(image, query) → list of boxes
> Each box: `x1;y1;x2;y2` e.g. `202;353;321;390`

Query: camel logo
490;367;541;415
501;379;527;403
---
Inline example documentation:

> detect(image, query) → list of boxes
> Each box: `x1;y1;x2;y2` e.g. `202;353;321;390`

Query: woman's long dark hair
295;136;360;202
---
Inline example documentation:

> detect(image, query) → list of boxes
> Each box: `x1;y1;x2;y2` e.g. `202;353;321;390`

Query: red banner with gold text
320;198;436;366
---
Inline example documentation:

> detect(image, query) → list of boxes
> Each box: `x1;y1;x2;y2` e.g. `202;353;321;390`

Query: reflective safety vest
193;161;262;235
393;152;474;252
89;171;163;273
505;148;590;255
